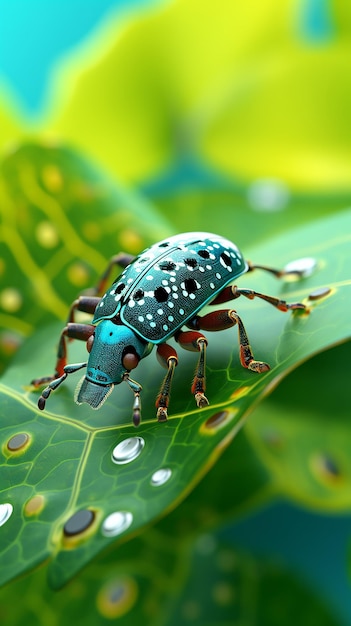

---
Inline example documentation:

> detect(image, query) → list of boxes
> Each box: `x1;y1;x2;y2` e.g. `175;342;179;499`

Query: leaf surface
0;209;349;587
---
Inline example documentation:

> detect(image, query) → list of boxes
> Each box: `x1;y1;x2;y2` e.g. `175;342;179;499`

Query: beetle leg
37;362;87;410
67;296;101;323
89;253;136;296
210;285;306;312
190;310;270;373
155;343;178;422
246;260;304;278
123;374;143;427
176;331;209;409
31;323;95;388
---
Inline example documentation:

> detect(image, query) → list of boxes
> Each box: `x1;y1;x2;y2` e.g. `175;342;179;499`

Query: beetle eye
86;335;95;353
122;352;140;371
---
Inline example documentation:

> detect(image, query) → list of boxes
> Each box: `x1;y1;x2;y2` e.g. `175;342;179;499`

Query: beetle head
75;319;148;409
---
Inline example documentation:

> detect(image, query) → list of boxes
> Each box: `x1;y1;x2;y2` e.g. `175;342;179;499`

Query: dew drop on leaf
284;257;318;278
111;437;145;464
150;468;172;486
102;511;133;537
0;503;13;527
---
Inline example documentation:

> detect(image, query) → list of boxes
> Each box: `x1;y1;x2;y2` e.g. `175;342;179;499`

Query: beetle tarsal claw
157;407;168;422
248;360;270;373
195;392;209;408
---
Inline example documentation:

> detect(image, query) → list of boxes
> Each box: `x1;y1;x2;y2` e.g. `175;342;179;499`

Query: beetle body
33;232;306;425
93;232;247;342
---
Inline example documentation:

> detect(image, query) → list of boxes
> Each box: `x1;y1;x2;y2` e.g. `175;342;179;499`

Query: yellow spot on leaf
67;262;90;287
24;495;45;517
35;221;59;248
97;576;138;619
42;164;63;192
0;287;22;312
119;229;143;253
82;221;102;242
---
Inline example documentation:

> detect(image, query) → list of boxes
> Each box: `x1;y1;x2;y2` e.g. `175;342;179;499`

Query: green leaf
0;142;172;372
0;209;349;588
246;340;351;510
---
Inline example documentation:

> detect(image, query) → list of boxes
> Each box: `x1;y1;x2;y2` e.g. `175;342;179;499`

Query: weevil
32;232;307;425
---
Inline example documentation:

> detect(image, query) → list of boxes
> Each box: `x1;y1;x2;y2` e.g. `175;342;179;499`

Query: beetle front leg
31;323;95;388
176;331;210;409
38;361;88;410
190;310;270;373
32;295;100;389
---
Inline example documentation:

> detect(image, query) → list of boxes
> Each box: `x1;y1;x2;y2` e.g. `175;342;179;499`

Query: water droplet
151;468;172;486
64;509;95;537
102;511;133;537
0;503;13;527
7;432;30;452
284;257;318;278
308;286;332;300
248;179;289;212
112;437;145;465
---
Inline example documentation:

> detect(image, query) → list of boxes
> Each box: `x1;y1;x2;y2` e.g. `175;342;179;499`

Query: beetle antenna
38;362;87;410
123;373;143;427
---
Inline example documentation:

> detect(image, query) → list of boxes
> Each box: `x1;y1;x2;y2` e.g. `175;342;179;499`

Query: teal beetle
32;232;306;425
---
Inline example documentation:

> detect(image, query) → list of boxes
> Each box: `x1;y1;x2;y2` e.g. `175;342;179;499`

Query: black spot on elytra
113;282;125;294
133;289;144;301
220;251;232;267
158;260;176;271
185;258;198;268
184;278;198;293
198;249;210;259
154;286;169;302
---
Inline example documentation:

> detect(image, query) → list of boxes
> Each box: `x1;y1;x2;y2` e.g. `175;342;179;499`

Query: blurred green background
0;0;350;624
